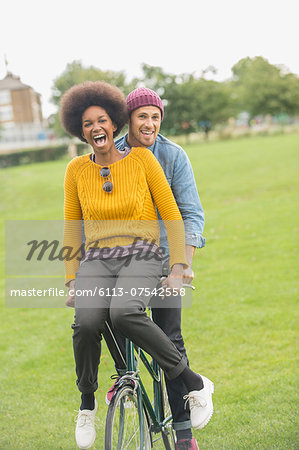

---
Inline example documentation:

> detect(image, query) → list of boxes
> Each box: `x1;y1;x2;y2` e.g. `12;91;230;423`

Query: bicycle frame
106;282;194;447
125;338;172;436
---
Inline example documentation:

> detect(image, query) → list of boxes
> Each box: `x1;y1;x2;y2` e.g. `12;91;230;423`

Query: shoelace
74;410;99;427
183;393;207;410
107;374;121;393
110;373;121;381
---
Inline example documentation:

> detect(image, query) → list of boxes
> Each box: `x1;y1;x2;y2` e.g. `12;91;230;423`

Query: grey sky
1;0;298;117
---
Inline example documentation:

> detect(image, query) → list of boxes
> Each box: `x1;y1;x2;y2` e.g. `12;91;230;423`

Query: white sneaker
75;399;98;449
184;375;214;430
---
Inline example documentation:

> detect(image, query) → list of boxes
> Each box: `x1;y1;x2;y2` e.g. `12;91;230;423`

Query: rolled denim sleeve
171;148;205;248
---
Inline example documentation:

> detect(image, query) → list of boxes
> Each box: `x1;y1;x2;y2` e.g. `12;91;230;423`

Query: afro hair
60;81;128;142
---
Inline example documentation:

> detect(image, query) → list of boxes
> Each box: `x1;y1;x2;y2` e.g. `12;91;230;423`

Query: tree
231;56;299;117
50;61;129;137
137;64;233;136
137;63;174;94
49;58;299;140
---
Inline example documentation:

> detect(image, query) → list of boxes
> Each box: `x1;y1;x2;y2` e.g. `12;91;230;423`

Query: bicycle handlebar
159;276;195;290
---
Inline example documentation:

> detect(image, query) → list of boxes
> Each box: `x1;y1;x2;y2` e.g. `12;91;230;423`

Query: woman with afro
60;81;207;449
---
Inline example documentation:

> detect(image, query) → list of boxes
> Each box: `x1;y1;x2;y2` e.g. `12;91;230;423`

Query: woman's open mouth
93;134;107;147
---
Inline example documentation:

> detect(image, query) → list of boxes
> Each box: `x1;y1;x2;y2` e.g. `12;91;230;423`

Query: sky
1;0;298;118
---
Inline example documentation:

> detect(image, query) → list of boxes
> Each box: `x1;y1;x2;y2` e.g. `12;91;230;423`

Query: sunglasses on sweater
100;167;113;193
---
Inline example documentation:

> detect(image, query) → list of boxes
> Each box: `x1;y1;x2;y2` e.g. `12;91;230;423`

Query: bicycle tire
105;384;152;449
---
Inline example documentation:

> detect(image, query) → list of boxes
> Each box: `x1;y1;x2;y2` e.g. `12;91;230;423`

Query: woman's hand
65;279;75;308
161;264;184;298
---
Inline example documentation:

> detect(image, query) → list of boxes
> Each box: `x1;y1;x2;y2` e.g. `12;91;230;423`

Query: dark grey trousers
104;292;192;430
72;255;187;393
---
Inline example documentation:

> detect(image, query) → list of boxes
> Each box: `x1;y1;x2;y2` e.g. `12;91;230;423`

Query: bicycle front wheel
105;384;152;450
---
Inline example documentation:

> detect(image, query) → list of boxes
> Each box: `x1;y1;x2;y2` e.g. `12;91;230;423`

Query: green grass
0;133;298;449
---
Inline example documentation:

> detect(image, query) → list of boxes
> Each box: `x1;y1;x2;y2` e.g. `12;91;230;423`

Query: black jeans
103;292;191;431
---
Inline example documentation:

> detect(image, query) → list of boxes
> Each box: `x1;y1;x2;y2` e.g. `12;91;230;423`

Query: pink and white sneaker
175;437;199;449
105;375;121;405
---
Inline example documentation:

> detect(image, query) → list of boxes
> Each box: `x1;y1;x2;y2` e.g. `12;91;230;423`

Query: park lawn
0;133;298;449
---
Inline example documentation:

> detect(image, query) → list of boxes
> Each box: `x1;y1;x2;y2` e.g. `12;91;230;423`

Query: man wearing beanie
104;87;213;449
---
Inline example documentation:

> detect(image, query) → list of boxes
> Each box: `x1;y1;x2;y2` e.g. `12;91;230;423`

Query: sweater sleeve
140;148;188;269
63;160;83;284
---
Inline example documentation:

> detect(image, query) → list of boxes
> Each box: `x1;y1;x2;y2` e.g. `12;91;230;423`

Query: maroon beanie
126;87;164;120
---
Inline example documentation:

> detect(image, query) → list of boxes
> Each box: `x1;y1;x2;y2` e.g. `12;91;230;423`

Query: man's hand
65;279;75;308
183;266;194;285
161;264;184;298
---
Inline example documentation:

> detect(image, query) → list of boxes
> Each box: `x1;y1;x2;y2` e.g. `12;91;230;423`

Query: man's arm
170;148;205;282
171;147;205;249
183;245;195;283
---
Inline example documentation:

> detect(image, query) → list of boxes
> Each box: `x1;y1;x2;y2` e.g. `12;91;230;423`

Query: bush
0;143;88;168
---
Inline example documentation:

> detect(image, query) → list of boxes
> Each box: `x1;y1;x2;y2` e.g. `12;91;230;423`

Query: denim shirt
115;133;205;262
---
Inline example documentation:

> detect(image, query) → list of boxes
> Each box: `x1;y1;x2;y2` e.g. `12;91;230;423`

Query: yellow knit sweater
64;147;187;282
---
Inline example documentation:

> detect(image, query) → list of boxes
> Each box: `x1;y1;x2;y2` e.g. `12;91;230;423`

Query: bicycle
104;281;195;449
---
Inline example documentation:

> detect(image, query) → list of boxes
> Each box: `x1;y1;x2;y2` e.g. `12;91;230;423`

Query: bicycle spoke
105;386;151;450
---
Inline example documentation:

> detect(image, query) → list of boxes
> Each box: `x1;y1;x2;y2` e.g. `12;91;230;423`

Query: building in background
0;71;53;146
